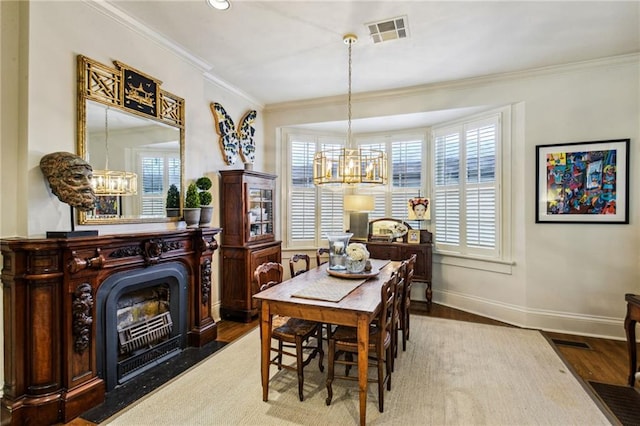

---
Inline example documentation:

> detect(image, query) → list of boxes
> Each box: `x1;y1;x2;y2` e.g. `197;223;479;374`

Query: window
288;135;345;247
137;151;180;216
390;139;424;229
284;132;425;247
433;114;501;258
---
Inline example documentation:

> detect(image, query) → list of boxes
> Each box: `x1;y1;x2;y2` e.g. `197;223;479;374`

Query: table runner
291;275;366;302
291;259;391;303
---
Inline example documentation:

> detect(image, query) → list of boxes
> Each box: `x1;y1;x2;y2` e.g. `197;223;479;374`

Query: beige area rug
103;316;613;425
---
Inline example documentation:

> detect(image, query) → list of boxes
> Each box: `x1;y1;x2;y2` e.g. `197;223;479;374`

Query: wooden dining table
253;259;400;426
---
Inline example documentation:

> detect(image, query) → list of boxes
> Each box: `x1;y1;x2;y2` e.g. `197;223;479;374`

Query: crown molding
202;71;264;109
83;0;263;108
265;53;640;113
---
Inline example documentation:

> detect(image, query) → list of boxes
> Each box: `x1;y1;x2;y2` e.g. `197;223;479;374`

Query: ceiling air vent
366;16;408;44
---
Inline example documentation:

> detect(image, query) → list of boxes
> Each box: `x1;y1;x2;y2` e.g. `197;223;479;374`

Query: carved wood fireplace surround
0;228;221;425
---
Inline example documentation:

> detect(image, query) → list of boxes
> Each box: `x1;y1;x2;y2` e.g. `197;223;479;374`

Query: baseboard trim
432;289;625;340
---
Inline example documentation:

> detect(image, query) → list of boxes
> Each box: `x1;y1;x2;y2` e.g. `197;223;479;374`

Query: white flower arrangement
346;243;369;261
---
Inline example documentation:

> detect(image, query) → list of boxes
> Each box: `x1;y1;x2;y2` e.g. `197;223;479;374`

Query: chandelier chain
311;33;387;186
347;38;352;146
104;107;110;170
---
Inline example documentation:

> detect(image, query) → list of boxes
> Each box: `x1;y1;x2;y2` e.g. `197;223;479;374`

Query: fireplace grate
118;312;173;354
117;335;181;383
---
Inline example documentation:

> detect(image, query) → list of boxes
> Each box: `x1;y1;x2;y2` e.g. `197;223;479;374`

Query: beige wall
264;55;640;339
21;1;266;238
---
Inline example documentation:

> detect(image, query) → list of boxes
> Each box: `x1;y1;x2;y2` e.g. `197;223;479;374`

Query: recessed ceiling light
206;0;230;11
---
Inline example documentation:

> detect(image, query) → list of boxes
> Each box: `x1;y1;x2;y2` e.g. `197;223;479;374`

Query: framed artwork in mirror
93;196;120;217
535;139;629;224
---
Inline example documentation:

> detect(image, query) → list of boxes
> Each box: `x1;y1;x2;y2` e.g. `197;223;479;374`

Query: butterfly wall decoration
209;102;257;166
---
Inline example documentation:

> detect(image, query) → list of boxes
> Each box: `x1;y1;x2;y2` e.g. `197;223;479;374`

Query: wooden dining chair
289;253;310;278
325;271;398;413
391;261;406;369
316;247;330;267
254;262;324;401
399;254;417;351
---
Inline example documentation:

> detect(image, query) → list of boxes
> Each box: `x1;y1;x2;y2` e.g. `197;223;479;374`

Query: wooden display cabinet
365;218;433;308
219;170;282;322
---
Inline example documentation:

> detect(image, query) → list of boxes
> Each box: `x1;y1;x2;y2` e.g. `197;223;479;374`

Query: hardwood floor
66;301;631;425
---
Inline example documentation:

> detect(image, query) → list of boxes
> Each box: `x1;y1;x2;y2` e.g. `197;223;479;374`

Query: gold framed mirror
77;55;185;224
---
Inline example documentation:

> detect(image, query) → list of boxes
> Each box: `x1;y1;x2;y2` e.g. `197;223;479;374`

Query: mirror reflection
77;55;185;225
83;100;181;221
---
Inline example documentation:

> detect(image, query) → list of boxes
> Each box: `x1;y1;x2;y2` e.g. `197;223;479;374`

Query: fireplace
0;229;221;425
96;262;189;391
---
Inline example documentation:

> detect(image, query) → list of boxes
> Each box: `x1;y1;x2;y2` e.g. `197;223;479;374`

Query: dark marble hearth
80;339;228;423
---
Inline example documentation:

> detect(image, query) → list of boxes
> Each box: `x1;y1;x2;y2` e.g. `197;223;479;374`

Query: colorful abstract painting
536;139;629;223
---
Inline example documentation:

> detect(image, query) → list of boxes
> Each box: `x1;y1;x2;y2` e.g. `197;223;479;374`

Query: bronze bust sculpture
40;152;96;211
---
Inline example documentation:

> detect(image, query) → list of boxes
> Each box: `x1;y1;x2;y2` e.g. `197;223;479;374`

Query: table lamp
344;195;374;241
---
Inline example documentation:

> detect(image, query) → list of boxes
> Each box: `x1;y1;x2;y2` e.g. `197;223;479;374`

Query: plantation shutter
368;193;386;221
168;157;181;187
434;131;461;246
139;152;181;216
141;156;165;216
434;115;499;256
285;131;426;246
357;141;388;220
290;140;317;241
319;141;345;236
391;140;423;224
465;122;496;249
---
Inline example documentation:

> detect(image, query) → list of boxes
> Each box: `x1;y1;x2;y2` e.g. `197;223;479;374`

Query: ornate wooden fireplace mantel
0;228;221;425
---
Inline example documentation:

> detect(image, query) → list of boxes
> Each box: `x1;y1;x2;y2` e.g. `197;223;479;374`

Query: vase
346;257;367;274
166;207;181;218
199;206;213;227
326;232;353;271
183;208;201;228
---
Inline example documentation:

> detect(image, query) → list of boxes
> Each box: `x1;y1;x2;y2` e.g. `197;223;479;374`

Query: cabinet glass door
248;187;273;241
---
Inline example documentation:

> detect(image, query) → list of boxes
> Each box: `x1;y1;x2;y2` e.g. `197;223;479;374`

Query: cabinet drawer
366;243;402;261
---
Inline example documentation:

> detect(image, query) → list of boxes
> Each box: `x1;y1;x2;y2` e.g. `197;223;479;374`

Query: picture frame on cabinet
407;229;420;244
535;138;629;224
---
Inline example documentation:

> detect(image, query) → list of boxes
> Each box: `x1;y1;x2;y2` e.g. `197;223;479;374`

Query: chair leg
406;310;411;342
295;336;305;401
392;321;398;372
402;329;407;351
325;339;335;406
386;345;392;392
317;324;325;372
378;346;385;413
345;352;353;376
402;312;408;351
277;340;284;369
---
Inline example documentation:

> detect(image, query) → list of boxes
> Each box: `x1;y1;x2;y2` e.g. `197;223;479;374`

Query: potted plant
183;182;201;228
196;176;213;227
165;184;181;217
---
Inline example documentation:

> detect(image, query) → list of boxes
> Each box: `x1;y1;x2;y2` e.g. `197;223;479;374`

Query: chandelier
91;107;138;196
313;34;387;186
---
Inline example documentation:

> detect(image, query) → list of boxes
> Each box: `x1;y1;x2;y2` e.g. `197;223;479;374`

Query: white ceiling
103;0;639;129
